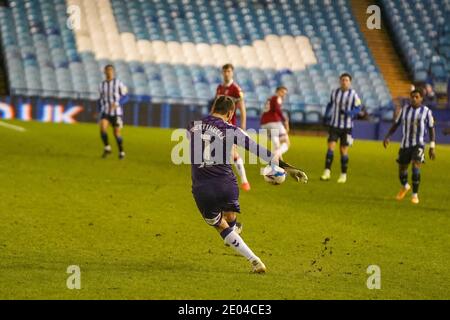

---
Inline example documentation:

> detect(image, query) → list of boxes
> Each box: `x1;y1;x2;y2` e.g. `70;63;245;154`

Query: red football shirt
216;81;244;126
261;95;286;124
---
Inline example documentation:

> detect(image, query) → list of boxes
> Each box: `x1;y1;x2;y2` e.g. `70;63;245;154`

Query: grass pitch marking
0;121;26;132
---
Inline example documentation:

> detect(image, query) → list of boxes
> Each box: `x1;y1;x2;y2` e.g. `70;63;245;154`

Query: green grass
0;120;449;300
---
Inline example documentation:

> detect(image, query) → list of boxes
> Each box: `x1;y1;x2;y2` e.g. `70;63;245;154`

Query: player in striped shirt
213;64;250;191
98;65;128;159
320;73;362;183
383;89;436;204
260;86;290;159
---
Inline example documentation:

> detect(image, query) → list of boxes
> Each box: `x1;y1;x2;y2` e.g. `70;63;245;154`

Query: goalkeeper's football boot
251;258;266;274
411;194;419;204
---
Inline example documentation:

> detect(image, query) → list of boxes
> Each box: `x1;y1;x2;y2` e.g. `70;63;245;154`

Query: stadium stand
0;52;7;96
0;0;8;95
380;0;450;86
351;0;411;99
0;0;393;121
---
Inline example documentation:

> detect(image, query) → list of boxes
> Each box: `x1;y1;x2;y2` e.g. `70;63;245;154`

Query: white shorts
261;122;287;137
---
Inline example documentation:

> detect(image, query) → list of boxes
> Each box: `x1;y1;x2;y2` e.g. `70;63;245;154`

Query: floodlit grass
0;120;449;299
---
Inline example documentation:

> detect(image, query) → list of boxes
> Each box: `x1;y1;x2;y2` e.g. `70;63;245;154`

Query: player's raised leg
270;130;281;156
279;133;290;158
218;212;265;273
321;141;335;181
411;162;421;204
100;118;112;158
396;164;411;200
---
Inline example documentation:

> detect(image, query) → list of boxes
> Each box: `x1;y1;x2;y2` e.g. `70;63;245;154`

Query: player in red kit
214;64;250;192
261;86;290;159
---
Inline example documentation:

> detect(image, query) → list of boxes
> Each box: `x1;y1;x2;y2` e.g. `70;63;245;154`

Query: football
262;165;286;185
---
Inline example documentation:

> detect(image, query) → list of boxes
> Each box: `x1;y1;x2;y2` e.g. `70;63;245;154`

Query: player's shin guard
234;157;248;184
412;167;421;194
399;170;408;187
325;150;334;170
100;131;109;146
220;227;258;262
341;155;349;174
115;136;124;152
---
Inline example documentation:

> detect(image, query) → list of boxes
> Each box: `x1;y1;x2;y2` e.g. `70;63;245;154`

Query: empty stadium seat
380;0;449;83
0;0;393;122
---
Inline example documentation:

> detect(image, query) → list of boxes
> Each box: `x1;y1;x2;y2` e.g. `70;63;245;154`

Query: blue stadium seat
381;0;449;84
0;0;393;120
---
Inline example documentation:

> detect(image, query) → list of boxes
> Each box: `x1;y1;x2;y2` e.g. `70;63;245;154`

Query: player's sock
220;227;258;262
271;135;280;151
228;219;237;231
341;155;349;174
325;150;334;170
280;142;289;155
100;132;109;146
399;170;408;187
234;157;248;184
412;167;421;194
115;135;124;152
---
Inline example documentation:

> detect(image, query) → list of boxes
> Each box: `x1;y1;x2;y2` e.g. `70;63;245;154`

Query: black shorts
100;113;123;128
397;146;425;165
328;127;353;146
192;181;240;227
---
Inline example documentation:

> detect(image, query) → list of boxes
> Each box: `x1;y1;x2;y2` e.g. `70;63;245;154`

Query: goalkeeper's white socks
222;229;258;262
234;156;248;184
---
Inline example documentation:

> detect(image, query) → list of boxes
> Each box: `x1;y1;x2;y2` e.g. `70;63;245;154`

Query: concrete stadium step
350;0;412;99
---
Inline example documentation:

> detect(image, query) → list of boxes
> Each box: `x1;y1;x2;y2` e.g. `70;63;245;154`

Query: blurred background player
214;64;250;191
188;96;307;273
383;89;436;204
423;83;438;109
260;86;290;159
98;65;128;159
321;73;362;183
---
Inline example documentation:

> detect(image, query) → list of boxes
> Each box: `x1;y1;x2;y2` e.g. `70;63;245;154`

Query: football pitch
0;120;449;300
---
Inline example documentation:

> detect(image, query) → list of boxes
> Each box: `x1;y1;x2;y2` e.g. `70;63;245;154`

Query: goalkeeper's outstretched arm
232;127;308;183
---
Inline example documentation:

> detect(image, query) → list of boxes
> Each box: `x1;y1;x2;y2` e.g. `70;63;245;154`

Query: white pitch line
0;121;26;132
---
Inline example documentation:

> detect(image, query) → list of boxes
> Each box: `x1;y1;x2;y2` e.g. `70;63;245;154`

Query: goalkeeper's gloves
278;160;308;183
